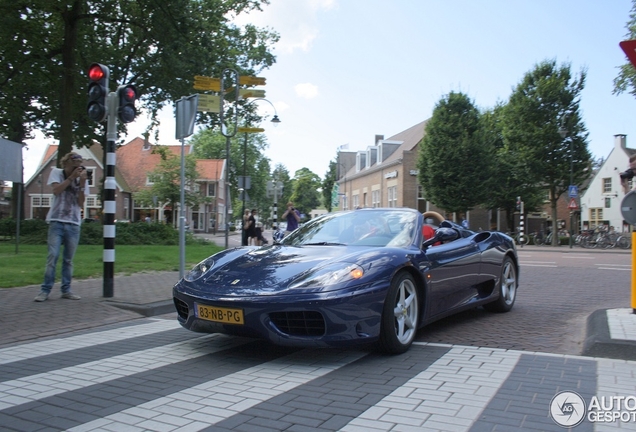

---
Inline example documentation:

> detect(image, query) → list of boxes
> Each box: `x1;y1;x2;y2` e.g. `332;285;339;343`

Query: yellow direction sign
239;76;266;86
197;94;220;113
193;75;221;91
238;127;265;133
239;89;266;99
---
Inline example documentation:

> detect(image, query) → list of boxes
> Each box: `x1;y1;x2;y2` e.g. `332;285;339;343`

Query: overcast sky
22;0;636;182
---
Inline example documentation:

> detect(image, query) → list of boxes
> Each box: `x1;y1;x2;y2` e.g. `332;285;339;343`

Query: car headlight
185;257;215;281
288;263;364;289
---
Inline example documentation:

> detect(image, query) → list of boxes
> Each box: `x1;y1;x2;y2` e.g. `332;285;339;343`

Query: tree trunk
58;2;82;164
550;197;559;246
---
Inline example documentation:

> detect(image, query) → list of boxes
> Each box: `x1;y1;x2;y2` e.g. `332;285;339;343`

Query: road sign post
567;198;578;210
174;94;199;279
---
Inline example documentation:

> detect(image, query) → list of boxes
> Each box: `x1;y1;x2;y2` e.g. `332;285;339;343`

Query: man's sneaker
34;292;49;302
61;292;81;300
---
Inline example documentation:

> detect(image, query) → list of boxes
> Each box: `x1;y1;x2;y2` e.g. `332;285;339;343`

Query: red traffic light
87;63;109;122
117;85;137;123
88;64;107;82
121;86;136;101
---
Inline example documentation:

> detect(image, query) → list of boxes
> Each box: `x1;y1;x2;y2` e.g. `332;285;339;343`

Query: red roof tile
196;159;224;181
116;137;188;191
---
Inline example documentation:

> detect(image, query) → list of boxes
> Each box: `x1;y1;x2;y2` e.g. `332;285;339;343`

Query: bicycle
533;230;549;246
506;230;529;246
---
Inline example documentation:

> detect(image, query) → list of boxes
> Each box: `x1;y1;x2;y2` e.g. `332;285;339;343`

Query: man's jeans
41;221;80;294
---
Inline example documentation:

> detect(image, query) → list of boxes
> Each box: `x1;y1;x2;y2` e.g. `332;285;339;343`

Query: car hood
191;245;397;296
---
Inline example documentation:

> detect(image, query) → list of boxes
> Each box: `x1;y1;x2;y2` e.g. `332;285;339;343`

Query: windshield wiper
302;242;345;246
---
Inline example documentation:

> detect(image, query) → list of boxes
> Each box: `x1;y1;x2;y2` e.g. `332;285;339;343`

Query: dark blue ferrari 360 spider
173;208;519;354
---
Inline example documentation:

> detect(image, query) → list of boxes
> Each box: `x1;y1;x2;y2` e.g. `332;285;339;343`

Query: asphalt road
416;248;632;355
200;232;632;356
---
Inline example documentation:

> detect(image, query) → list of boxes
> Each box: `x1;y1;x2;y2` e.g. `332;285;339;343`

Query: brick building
23;137;227;232
335;119;505;232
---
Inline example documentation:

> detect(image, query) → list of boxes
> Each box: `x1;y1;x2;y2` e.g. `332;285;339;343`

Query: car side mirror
422;227;459;249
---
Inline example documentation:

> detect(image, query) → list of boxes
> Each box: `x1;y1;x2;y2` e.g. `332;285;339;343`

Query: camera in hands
80;166;93;180
620;168;635;180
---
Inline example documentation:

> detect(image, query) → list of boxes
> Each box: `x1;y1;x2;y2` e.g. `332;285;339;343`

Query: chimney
615;134;627;150
375;135;384;145
143;133;151;150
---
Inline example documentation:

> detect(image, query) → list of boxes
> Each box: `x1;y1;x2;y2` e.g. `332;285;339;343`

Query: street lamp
38;174;43;219
240;98;281;242
559;124;573;249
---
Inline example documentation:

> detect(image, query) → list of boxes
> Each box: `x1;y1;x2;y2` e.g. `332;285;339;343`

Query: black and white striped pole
273;201;277;230
517;196;525;248
102;92;118;297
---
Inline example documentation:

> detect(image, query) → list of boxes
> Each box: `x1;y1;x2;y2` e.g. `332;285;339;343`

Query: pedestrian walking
282;202;301;236
242;209;251;246
247;209;259;245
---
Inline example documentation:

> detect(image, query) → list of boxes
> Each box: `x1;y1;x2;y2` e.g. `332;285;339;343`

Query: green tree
417;91;492;215
290;168;321;219
133;146;202;227
272;164;294;214
503;60;592;245
189;126;271;218
481;104;545;230
0;0;278;166
614;0;636;97
322;160;337;212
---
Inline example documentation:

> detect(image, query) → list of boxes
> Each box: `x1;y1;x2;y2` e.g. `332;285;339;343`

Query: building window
208;183;216;197
353;195;359;209
372;190;380;207
605;198;611;208
417;184;425;200
85;168;96;187
32;196;51;207
589;208;603;227
146;176;154;186
602;178;612;193
387;186;397;207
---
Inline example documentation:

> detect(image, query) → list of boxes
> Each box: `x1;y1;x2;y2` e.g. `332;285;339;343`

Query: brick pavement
1;241;636;430
1;320;635;431
0;271;179;347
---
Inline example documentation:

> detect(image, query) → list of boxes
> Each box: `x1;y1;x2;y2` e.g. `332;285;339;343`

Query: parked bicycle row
505;227;632;249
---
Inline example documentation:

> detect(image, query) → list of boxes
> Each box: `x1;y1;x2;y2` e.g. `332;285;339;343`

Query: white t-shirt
46;168;90;225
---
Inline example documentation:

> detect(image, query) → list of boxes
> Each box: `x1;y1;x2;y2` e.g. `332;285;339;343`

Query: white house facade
580;134;635;232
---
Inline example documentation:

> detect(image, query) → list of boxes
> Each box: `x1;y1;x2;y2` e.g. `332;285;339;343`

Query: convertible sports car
173;208;519;354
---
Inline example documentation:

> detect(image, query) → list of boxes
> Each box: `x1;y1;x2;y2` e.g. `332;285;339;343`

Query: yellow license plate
195;303;244;325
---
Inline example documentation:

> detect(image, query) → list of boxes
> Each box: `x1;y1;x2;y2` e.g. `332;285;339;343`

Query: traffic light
87;63;109;122
516;196;521;211
117;85;137;123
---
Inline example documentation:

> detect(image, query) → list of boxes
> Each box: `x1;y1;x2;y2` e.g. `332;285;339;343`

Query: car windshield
279;209;417;247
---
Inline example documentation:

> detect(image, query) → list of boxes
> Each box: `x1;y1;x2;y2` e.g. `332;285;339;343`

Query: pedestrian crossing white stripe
596;357;636;432
0;334;246;411
67;349;368;432
4;320;636;432
0;319;181;365
598;267;631;271
341;345;521;431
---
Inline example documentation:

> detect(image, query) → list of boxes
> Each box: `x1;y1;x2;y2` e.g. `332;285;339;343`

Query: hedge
0;218;207;245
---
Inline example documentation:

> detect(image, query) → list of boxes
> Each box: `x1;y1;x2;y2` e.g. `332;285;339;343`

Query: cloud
294;83;319;99
234;0;337;54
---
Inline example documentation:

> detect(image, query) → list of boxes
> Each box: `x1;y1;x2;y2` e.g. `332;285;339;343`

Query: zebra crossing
0;318;635;431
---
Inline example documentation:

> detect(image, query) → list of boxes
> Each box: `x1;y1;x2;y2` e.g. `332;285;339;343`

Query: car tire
378;272;419;354
484;256;517;313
